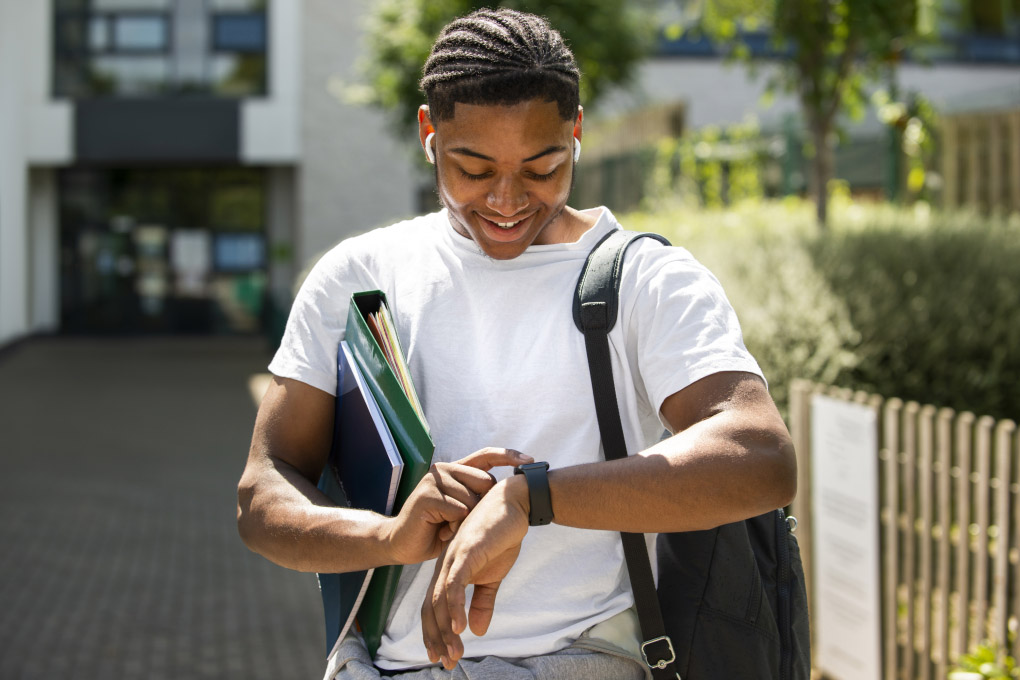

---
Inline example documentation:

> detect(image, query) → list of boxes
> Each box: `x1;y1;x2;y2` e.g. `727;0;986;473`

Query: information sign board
811;394;882;680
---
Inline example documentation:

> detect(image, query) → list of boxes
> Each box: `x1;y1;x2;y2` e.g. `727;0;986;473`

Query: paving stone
0;338;326;680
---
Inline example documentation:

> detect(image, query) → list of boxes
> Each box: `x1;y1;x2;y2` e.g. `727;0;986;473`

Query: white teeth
495;219;521;228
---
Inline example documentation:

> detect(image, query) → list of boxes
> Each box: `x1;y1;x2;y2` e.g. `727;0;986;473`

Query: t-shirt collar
441;206;616;261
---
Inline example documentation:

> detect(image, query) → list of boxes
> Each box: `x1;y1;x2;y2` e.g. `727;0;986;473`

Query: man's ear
573;106;583;143
418;105;436;162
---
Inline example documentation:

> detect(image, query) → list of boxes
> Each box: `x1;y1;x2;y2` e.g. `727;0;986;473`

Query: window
53;0;268;98
113;16;169;51
212;14;266;52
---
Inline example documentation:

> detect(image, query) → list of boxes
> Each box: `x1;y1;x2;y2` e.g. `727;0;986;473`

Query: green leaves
623;199;1020;422
951;642;1020;679
695;0;924;224
352;0;658;144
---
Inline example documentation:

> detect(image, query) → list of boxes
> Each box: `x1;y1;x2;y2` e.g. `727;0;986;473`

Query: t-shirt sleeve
625;246;764;416
267;245;366;396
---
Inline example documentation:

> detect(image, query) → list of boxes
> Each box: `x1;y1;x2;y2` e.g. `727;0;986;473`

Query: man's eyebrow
447;145;568;163
522;145;567;162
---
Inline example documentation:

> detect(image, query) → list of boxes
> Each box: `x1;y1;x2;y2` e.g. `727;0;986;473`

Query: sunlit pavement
0;337;325;679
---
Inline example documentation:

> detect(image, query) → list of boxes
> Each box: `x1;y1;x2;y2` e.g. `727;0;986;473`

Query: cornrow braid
420;8;581;122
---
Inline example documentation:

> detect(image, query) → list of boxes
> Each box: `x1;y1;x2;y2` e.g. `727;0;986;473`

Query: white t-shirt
269;207;763;670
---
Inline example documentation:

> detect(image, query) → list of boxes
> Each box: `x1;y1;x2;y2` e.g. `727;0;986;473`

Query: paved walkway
0;337;325;679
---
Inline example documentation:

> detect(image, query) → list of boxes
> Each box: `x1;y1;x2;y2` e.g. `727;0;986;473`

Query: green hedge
622;199;1020;422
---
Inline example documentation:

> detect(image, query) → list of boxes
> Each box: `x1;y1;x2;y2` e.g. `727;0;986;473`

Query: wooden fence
941;108;1020;214
789;381;1020;679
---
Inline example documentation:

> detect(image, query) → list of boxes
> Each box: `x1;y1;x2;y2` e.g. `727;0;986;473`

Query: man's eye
460;170;491;180
528;169;558;181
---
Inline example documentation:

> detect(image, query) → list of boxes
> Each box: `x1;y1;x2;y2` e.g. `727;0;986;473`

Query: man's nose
486;175;528;216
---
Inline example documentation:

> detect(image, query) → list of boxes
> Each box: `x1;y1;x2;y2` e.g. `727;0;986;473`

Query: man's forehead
435;99;575;127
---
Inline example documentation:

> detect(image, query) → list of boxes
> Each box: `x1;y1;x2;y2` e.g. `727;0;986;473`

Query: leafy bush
809;204;1020;420
624;200;859;417
621;198;1020;421
949;642;1019;679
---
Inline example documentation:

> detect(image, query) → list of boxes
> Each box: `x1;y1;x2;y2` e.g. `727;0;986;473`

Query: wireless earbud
573;137;581;163
425;132;436;164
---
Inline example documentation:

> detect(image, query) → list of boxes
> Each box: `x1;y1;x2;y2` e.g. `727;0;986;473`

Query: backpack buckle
641;635;677;671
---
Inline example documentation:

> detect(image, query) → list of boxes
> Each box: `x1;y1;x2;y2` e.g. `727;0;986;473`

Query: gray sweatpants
327;627;652;680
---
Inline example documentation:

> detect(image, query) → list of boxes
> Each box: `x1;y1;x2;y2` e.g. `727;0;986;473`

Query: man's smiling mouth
483;214;531;230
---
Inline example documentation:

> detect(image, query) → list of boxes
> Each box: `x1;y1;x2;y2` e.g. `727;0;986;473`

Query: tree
347;0;659;142
689;0;925;227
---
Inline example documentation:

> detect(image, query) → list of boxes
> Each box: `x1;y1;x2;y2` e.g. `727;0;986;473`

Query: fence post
883;398;903;680
935;408;955;680
1012;426;1020;663
1010;111;1020;213
988;115;1003;212
973;417;995;643
966;117;981;208
942;116;959;210
918;405;936;680
903;402;920;680
954;412;976;660
992;420;1016;657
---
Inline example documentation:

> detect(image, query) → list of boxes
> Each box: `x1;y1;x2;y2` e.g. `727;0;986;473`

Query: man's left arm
422;370;796;668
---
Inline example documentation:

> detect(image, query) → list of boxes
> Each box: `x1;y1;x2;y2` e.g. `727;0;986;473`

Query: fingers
432;448;532;509
443;558;470;637
423;554;463;670
421;549;449;665
392;449;531;566
455;447;533;472
431;463;493;506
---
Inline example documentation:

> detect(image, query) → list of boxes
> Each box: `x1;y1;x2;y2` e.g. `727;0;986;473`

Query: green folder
345;291;435;658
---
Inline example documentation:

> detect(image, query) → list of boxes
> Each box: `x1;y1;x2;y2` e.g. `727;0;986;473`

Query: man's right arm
237;375;530;574
236;375;400;573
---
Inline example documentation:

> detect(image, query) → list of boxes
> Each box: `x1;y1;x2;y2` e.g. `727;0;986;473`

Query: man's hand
421;474;531;669
385;448;532;567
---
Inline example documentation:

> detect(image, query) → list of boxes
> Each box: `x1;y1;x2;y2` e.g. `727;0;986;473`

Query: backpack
573;229;811;680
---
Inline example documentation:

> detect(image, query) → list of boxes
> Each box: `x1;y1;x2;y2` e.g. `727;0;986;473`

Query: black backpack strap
573;229;679;680
776;507;793;680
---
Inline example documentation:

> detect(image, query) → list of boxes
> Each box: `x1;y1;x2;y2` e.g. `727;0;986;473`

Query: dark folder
345;291;435;658
316;340;403;658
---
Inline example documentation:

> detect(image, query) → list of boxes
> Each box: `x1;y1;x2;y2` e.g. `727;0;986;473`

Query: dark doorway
59;168;268;334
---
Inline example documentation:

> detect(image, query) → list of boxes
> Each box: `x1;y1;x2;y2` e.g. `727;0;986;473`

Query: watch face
517;462;550;472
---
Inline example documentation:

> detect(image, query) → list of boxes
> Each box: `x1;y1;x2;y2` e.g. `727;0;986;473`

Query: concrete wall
242;0;301;163
1;0;31;346
298;0;418;263
0;0;72;346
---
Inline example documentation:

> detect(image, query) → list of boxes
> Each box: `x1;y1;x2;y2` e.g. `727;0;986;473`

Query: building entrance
59;168;268;334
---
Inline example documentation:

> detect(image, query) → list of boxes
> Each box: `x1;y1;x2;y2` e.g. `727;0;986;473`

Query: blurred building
584;0;1020;204
0;0;417;346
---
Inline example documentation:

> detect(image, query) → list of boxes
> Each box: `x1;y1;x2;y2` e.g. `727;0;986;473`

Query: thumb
467;582;502;636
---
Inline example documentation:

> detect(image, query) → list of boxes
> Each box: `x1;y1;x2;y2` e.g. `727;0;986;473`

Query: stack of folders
316;290;435;665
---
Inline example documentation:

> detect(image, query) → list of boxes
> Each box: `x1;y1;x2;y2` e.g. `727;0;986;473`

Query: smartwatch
514;461;554;526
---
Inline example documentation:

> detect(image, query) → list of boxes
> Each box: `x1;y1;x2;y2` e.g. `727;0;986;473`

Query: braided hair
420;8;581;122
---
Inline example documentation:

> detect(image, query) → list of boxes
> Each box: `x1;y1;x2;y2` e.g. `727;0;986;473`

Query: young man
237;8;796;679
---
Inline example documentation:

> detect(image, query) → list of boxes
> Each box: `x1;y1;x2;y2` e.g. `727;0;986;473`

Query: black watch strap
514;462;553;526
